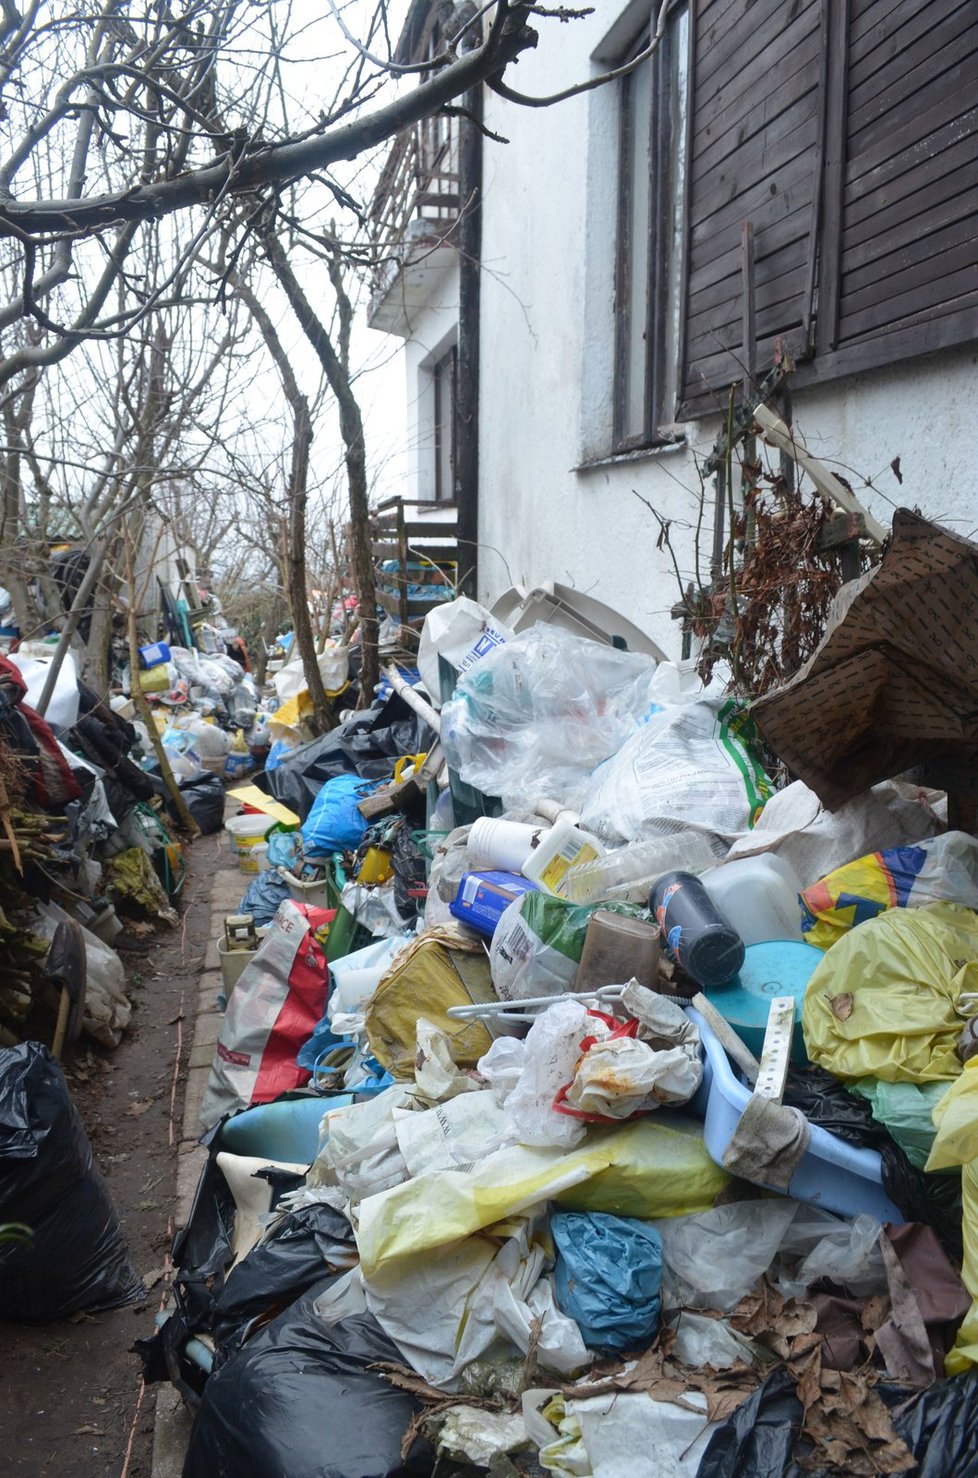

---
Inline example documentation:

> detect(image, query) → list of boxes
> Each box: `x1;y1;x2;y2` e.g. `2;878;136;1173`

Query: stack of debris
141;511;978;1477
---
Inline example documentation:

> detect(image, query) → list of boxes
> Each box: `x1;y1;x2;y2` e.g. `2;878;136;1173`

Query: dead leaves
790;1347;914;1475
829;993;854;1021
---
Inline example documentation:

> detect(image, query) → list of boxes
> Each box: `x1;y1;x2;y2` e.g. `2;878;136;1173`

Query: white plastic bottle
699;854;803;946
520;818;604;898
564;830;716;905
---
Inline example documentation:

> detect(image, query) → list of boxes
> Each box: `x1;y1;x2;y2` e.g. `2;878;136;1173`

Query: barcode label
501;920;535;964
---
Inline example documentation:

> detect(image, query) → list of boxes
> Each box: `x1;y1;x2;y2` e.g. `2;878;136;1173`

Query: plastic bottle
468;817;548;873
520;818;604;898
225;728;251;778
699;854;803;947
649;871;745;987
564;831;715;906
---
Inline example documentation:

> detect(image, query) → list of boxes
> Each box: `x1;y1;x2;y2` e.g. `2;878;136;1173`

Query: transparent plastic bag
502;1000;591;1150
441;625;658;809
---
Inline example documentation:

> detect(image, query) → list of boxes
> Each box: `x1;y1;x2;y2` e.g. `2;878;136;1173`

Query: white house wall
400;258;460;506
470;6;978;659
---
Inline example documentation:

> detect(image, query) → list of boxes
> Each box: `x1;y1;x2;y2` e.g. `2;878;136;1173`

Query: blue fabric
551;1211;663;1352
300;772;381;858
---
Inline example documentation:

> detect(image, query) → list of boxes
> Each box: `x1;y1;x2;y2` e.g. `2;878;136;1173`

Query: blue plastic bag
239;870;291;927
301;773;381;859
267;829;301;871
551;1211;663;1352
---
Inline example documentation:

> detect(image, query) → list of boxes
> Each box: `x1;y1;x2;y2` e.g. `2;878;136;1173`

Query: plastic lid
705;939;824;1063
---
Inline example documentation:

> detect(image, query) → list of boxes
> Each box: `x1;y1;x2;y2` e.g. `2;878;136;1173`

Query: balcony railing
368;122;461;318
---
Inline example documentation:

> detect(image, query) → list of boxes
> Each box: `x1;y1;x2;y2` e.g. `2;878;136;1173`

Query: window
613;3;689;450
679;0;978;414
432;346;457;502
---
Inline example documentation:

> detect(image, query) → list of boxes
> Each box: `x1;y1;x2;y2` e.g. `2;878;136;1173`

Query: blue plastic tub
686;1007;902;1222
218;1094;353;1165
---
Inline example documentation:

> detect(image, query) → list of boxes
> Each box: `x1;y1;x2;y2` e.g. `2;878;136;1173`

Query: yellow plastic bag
802;902;978;1083
364;933;497;1077
355;1115;729;1275
947;1160;978;1376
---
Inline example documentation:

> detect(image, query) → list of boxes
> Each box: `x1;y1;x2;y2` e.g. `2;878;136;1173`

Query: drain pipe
455;66;482;600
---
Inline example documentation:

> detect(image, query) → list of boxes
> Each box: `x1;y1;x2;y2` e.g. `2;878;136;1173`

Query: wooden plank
798;299;978;384
373;541;459;565
696;0;817;96
374;589;402;618
848;0;973;102
848;0;920;55
847;60;978;166
839;253;978;340
694;59;819;180
688;229;810;320
847;15;978;139
843;139;978;248
841;207;978;301
400;520;459;541
682;325;808;412
693;106;817;229
690;145;817;252
692;25;820;172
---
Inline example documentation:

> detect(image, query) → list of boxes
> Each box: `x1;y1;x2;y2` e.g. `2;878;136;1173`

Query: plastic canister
575;910;660;992
699;854;803;947
650;871;745;987
467;817;548;873
520;818;604;898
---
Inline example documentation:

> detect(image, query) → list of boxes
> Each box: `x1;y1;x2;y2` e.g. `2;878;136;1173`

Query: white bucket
226;813;273;854
467;817;547;874
237;841;269;876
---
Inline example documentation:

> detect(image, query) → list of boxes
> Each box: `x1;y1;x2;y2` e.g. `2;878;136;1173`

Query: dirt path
0;828;221;1478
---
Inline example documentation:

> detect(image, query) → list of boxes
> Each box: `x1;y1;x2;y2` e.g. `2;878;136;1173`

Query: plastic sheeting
552;1212;663;1352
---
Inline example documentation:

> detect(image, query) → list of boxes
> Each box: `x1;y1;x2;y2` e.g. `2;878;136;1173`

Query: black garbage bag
698;1368;978;1478
268;691;432;819
168;771;226;835
890;1369;978;1478
210;1202;358;1367
783;1066;963;1261
183;1293;434;1478
696;1369;803;1478
0;1042;144;1321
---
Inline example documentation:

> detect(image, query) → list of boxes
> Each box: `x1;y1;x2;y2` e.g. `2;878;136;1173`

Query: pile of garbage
144;519;978;1476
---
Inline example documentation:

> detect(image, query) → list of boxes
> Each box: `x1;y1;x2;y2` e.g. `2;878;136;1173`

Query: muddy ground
0;828;220;1478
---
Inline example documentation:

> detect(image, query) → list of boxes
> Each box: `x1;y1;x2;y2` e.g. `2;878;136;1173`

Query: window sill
574;436;688;473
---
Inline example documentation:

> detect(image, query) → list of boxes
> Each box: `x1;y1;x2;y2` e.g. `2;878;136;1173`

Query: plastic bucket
237;841;269;876
467;817;543;873
226;813;273;855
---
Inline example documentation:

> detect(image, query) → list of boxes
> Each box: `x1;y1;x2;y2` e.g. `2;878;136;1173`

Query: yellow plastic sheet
802;902;978;1083
355;1116;729;1276
923;1060;978;1374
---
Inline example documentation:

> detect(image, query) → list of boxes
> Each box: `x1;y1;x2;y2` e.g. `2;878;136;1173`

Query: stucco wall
467;5;978;658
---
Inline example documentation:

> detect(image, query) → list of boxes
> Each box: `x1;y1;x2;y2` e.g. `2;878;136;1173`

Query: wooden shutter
680;0;824;417
817;0;978;370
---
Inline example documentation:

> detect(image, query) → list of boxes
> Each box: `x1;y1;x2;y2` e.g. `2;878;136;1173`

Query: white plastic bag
362;1218;588;1389
502;1001;591;1149
417;596;514;706
10;651;80;732
724;778;942;887
581;690;771;843
441;625;658;809
561;1037;700;1119
489;893;581;1002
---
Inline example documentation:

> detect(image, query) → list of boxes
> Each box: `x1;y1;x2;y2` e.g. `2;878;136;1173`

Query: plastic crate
686;1006;902;1222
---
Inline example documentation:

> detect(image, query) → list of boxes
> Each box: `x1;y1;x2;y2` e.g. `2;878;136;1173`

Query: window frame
612;5;689;452
432;344;457;504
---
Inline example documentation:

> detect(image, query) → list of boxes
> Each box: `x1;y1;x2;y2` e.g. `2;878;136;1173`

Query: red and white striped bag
199;899;332;1130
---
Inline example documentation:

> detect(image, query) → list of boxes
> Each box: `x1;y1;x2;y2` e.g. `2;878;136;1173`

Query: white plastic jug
700;853;803;947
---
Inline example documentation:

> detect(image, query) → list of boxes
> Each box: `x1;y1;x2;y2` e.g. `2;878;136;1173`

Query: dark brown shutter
817;0;978;369
680;0;824;417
